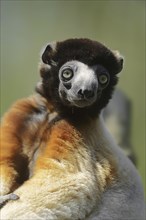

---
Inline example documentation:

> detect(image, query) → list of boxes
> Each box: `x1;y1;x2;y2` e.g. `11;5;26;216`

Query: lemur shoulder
0;39;145;220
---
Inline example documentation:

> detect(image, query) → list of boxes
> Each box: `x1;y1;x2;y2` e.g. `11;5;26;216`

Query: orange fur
0;93;119;220
1;39;144;220
0;94;53;194
0;94;116;196
34;120;83;173
1;38;145;220
0;93;118;220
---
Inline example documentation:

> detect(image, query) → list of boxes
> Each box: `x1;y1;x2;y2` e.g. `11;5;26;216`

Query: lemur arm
0;94;50;196
0;120;115;219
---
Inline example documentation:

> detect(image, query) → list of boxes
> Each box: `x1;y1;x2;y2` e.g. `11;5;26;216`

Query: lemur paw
0;193;19;208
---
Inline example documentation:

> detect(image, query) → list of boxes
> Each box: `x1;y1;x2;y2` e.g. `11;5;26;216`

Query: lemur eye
61;68;74;81
99;74;109;84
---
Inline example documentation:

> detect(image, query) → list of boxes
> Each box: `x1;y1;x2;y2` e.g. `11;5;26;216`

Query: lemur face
38;38;123;117
59;61;109;108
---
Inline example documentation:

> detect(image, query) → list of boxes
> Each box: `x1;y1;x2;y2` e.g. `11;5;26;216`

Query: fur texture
39;38;123;118
0;38;145;220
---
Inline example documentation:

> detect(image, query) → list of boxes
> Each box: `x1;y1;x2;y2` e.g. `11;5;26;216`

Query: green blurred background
0;1;145;193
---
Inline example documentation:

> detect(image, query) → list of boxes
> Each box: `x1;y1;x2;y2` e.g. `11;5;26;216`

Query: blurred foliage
0;0;145;193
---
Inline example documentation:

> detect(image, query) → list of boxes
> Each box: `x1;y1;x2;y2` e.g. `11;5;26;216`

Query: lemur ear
35;81;45;96
113;50;124;74
39;42;57;78
41;42;57;65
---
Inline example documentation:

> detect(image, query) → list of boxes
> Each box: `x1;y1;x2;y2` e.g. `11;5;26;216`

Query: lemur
0;39;145;220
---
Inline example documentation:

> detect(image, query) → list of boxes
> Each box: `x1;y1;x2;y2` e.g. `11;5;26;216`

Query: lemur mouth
59;90;97;108
65;96;97;108
70;99;95;108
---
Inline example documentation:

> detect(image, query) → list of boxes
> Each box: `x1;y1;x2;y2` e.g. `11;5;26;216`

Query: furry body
0;39;145;219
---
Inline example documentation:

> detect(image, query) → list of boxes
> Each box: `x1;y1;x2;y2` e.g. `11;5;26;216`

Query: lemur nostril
78;89;84;98
78;89;94;99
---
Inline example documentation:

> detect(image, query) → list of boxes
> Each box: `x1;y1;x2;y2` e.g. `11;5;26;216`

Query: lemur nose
78;89;95;99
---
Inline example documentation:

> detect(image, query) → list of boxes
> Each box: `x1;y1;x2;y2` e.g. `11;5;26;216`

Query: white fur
86;116;145;220
0;115;145;220
59;61;98;88
38;62;51;71
40;42;57;58
39;42;57;67
59;61;98;107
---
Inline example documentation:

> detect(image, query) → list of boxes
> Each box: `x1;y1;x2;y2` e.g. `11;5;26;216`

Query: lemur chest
23;114;117;187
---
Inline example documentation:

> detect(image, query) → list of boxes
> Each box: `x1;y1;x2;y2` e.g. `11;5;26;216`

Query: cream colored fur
0;114;145;220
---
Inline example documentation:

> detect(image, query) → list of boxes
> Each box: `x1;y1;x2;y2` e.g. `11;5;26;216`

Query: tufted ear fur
40;40;124;76
112;50;124;74
35;81;45;96
37;39;125;116
41;42;57;65
39;42;57;79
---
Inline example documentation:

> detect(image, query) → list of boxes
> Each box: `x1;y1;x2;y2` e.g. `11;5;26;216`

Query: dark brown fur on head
37;38;124;119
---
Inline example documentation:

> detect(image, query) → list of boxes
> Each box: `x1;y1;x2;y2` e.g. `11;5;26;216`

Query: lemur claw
0;193;19;208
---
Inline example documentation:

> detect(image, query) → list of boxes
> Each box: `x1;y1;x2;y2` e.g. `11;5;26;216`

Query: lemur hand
0;193;19;208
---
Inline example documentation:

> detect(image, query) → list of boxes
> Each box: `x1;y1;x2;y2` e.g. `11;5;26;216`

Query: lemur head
37;38;123;118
